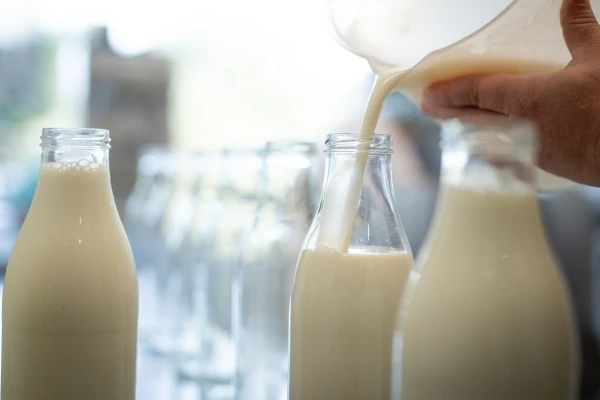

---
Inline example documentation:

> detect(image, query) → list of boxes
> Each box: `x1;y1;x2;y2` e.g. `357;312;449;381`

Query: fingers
420;106;509;124
421;73;540;117
561;0;600;59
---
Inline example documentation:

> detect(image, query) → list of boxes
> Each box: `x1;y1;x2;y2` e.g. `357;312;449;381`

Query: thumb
422;73;540;117
561;0;600;59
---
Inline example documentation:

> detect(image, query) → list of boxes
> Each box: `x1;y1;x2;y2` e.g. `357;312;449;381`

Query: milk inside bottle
2;128;139;400
289;133;414;400
396;120;580;400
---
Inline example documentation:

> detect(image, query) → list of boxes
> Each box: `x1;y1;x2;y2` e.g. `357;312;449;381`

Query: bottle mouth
325;133;393;155
41;128;111;147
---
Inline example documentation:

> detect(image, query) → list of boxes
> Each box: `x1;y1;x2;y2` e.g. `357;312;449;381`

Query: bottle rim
325;133;393;155
41;128;111;147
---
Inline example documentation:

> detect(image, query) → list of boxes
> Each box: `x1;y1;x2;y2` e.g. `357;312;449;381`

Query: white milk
317;56;570;250
289;246;413;400
2;161;138;400
395;56;563;106
399;185;579;400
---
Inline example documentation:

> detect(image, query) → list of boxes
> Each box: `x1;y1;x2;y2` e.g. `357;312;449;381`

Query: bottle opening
325;133;393;155
41;128;111;147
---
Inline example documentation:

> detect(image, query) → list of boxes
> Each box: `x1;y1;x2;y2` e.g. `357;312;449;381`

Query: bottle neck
440;120;538;191
308;148;407;252
323;150;396;195
31;129;116;215
42;145;109;167
429;135;545;248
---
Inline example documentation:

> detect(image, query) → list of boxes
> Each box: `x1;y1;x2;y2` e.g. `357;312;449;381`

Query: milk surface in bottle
289;134;414;400
397;120;580;400
2;128;138;400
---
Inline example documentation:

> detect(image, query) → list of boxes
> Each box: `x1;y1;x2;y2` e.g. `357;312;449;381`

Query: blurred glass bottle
234;141;318;400
124;145;166;271
397;120;580;400
198;149;264;394
177;150;227;379
131;146;178;342
149;151;201;355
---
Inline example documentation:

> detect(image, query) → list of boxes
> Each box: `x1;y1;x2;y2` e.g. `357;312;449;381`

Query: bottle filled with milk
2;128;138;400
289;133;414;400
397;120;580;400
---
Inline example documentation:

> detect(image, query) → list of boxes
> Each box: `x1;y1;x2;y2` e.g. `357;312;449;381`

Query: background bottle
234;141;318;400
2;128;138;400
398;120;580;400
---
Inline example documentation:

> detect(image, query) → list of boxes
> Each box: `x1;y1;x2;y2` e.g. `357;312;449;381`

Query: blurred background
0;0;599;399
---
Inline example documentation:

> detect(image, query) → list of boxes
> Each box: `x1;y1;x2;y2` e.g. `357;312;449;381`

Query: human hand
421;0;600;187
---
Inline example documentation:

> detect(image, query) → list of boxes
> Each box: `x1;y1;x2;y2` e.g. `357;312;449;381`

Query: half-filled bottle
397;120;580;400
289;133;414;400
2;128;139;400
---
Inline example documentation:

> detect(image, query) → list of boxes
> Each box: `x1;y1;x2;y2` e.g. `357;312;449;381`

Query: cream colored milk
399;185;579;400
289;247;412;400
317;56;570;251
2;162;138;400
395;56;563;106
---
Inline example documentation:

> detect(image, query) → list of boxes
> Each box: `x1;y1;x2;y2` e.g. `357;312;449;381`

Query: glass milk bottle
124;146;164;342
124;145;165;271
397;120;580;400
177;150;226;380
289;133;414;400
2;128;138;400
197;149;264;396
235;141;317;400
150;151;200;355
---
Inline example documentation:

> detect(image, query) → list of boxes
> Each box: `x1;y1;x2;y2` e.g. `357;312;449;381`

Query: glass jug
289;133;414;400
234;141;318;400
329;0;597;191
396;120;580;399
330;0;600;76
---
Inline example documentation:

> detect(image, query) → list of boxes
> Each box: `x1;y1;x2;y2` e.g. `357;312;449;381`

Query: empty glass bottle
124;145;166;271
193;149;264;399
177;150;227;380
150;151;201;355
234;141;318;400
